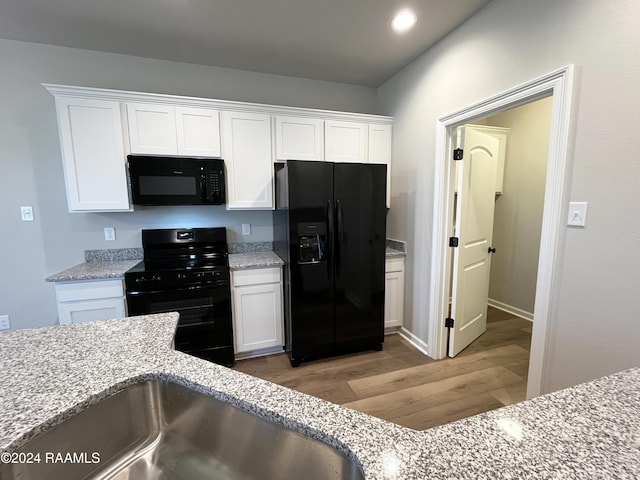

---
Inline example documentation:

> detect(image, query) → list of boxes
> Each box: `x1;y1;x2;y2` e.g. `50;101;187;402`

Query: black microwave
128;155;225;206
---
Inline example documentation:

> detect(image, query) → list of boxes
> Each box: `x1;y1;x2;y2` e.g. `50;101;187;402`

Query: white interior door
449;126;499;357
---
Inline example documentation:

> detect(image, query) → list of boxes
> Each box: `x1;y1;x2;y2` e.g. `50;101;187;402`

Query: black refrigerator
274;160;387;367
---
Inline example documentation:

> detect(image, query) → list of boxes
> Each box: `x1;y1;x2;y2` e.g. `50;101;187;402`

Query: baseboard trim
488;298;534;322
235;346;284;360
384;326;401;335
397;327;430;357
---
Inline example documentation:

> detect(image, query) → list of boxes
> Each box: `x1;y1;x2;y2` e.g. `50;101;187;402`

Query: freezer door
286;161;335;363
333;163;387;350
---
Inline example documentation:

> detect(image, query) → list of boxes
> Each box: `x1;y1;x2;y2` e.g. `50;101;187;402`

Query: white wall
379;0;640;393
0;39;378;331
485;97;553;316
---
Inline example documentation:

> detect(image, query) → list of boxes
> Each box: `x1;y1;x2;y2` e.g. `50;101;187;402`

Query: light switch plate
20;206;34;222
242;224;251;236
567;202;588;227
0;315;10;330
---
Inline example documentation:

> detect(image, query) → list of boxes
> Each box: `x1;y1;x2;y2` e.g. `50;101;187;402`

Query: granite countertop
230;249;403;271
45;259;141;282
229;251;284;270
45;246;401;280
385;247;405;258
2;314;639;479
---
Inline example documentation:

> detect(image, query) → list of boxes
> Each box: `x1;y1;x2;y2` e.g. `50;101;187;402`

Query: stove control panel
126;269;229;289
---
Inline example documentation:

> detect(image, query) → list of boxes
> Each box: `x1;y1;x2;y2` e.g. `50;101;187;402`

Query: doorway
448;97;553;357
428;66;577;399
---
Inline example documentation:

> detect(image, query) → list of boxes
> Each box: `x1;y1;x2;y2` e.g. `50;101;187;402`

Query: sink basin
2;379;365;480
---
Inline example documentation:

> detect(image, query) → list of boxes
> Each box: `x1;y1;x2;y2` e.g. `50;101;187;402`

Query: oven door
126;285;234;363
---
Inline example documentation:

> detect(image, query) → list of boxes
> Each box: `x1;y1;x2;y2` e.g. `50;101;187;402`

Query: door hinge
453;148;464;160
449;237;459;247
445;317;455;328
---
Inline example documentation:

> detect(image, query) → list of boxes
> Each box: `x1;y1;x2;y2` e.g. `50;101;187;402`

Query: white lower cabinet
231;267;284;355
54;279;126;325
384;257;405;330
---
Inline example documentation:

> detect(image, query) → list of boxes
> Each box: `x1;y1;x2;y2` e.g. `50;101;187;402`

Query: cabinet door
55;97;130;211
221;111;273;209
58;298;126;325
126;103;178;154
384;258;405;329
368;124;392;207
175;106;221;157
275;116;324;161
325;120;368;163
233;283;283;353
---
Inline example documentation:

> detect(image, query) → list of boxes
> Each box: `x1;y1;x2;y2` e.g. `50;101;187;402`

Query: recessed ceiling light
392;8;417;33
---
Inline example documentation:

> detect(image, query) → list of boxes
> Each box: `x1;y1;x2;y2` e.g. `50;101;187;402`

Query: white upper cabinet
221;111;273;210
46;84;393;214
274;116;324;161
54;97;131;212
325;120;368;163
126;103;178;155
368;123;393;207
126;103;221;157
175;106;221;157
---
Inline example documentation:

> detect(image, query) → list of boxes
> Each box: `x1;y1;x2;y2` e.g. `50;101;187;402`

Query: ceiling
0;0;492;87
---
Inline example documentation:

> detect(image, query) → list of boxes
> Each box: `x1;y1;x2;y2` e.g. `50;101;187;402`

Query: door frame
428;65;578;398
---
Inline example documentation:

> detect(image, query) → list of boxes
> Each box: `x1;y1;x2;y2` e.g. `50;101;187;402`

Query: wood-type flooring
234;307;532;430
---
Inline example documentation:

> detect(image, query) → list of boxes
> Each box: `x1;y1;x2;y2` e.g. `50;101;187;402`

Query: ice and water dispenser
297;222;326;264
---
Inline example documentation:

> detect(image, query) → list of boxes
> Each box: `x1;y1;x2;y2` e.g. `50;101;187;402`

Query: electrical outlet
0;315;10;330
242;224;251;236
104;227;116;241
20;206;34;222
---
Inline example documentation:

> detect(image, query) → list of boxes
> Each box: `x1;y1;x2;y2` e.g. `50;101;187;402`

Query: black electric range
125;227;234;366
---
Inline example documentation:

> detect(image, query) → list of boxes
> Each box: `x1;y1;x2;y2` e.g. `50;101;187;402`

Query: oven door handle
126;285;224;296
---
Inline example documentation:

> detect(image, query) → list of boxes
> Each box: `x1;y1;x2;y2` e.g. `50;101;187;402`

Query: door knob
488;247;496;254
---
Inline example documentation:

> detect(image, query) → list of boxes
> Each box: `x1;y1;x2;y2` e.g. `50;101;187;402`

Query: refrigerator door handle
335;199;343;278
327;199;334;278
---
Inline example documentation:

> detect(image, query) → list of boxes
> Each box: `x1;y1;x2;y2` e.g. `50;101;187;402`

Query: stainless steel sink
2;380;365;480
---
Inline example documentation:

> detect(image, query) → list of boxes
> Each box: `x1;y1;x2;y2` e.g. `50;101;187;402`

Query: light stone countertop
1;314;640;479
45;248;401;281
45;259;142;282
229;251;284;271
385;247;405;258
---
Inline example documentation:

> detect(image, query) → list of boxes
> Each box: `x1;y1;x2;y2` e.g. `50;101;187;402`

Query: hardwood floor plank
489;382;528;405
391;393;505;430
233;307;533;431
343;366;523;420
348;344;527;399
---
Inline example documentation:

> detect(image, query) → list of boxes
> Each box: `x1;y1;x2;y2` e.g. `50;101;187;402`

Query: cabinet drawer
55;279;124;302
385;257;405;273
232;267;281;287
58;298;126;325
